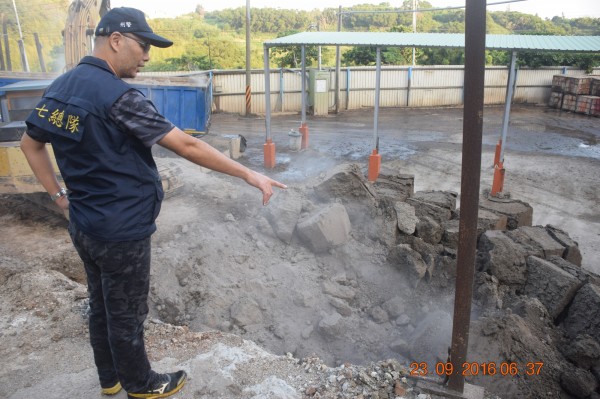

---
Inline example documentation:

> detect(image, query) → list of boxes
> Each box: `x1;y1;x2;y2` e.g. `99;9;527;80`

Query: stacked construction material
549;74;600;116
576;95;600;114
591;78;600;96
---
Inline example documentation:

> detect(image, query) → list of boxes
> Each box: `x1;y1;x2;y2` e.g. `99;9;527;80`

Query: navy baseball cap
95;7;173;48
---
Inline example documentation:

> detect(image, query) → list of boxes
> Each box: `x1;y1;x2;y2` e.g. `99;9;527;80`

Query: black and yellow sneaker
127;370;187;399
101;381;122;395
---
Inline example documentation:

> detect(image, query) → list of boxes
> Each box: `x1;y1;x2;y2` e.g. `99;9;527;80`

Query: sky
110;0;600;20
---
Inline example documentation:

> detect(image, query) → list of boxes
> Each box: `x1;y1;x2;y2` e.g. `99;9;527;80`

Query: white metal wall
210;66;593;115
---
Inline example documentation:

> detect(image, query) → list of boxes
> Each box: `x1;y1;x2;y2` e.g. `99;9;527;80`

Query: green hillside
0;0;597;73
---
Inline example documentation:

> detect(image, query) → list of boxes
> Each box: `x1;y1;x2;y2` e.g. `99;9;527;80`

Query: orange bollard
493;139;502;166
264;139;276;169
491;161;505;196
368;149;381;182
299;122;309;149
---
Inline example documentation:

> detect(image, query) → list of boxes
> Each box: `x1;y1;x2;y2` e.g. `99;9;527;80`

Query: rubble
2;158;599;399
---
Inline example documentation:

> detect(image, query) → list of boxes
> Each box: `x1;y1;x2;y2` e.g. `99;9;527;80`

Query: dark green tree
146;54;216;71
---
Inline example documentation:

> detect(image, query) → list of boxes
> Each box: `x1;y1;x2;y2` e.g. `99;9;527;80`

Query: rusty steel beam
447;0;487;393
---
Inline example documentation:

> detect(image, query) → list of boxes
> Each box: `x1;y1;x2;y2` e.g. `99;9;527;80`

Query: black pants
69;223;154;393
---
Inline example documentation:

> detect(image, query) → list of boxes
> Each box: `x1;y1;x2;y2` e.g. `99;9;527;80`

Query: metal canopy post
299;45;309;149
373;47;381;150
492;50;518;195
301;45;307;125
368;47;382;182
448;0;486;393
263;45;276;168
334;5;342;114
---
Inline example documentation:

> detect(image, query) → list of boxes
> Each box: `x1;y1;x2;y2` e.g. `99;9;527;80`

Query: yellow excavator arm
64;0;111;70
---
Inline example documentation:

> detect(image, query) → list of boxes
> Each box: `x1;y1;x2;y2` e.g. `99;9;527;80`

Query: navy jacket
26;56;164;241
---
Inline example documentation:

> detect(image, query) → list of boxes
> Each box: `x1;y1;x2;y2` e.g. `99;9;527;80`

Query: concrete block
479;195;533;230
444;209;507;248
546;225;582;266
551;74;567;93
296;203;351;253
477;230;527;285
372;168;414;202
478;208;508;231
415;216;443;245
591;77;600;96
313;163;373;202
394;201;418;235
564;283;600;342
388;244;428;286
413;190;458;211
507;226;566;260
548;91;563;109
264;189;303;244
524;256;582;319
564;76;592;95
407;197;452;224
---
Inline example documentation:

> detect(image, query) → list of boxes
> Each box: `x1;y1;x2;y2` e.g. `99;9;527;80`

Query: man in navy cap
20;7;285;399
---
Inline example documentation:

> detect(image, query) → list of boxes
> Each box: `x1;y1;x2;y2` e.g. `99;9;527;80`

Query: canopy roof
265;32;600;53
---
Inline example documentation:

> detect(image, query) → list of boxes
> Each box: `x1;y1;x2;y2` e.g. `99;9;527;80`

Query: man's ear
107;32;123;52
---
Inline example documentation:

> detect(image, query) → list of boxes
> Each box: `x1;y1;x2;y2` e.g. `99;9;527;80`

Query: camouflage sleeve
109;89;175;147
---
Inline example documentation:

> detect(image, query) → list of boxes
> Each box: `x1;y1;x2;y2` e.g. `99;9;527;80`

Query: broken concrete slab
507;226;567;260
313;163;373;202
415;216;443;245
560;368;598;398
318;312;345;341
394;201;418;235
442;208;506;249
564;283;600;342
549;256;600;287
546;225;582;266
387;244;428;287
371;168;414;202
510;297;552;330
477;230;528;285
523;256;582;319
263;189;304;244
477;208;508;231
474;272;503;310
322;280;357;301
406;197;452;224
561;334;600;370
296;203;352;253
442;219;460;248
413;190;457;212
479;195;533;230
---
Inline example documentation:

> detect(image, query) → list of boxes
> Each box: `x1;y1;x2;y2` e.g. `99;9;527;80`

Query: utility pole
11;0;29;72
245;0;252;116
334;6;342;114
317;21;321;70
412;0;416;66
2;15;11;71
34;32;45;72
0;14;5;70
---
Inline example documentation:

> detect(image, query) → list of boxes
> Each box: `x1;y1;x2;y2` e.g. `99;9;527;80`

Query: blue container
0;75;212;133
133;76;212;135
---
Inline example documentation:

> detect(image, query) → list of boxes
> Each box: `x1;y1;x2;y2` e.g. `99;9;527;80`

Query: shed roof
264;32;600;53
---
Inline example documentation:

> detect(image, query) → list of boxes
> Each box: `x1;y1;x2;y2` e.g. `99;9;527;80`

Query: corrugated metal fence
205;66;599;115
